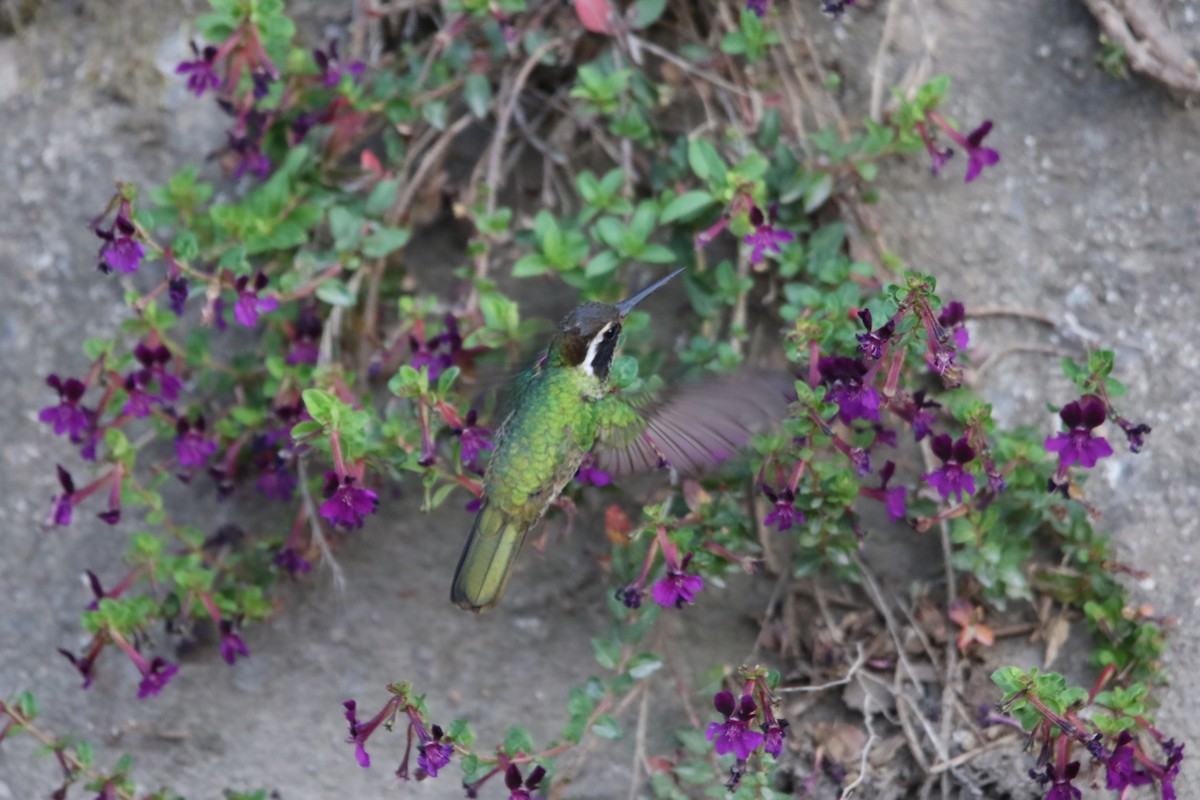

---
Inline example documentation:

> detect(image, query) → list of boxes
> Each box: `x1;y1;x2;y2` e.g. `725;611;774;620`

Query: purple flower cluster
505;763;546;800
923;433;976;503
762;485;804;531
743;204;794;264
921;114;1000;183
410;315;465;381
91;203;146;274
574;453;612;486
706;691;764;760
652;560;704;609
175;416;218;469
124;342;182;417
176;41;221;97
856;308;896;360
313;41;365;87
1045;395;1113;471
455;410;494;473
320;472;380;530
39;375;92;442
233;272;280;327
818;356;881;425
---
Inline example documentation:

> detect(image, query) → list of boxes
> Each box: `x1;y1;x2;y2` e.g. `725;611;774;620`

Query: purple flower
856;308;896;359
926;114;1000;183
1104;731;1153;791
230;134;272;180
101;234;146;274
705;691;765;760
743;205;794;264
50;465;75;526
314;40;366;87
91;199;146;274
938;300;969;350
1044;761;1081;800
409;315;465;381
286;306;323;366
59;643;101;689
175;416;217;468
616;585;643;609
344;700;372;767
763;720;788;758
822;0;856;16
922;434;977;503
762;485;804;531
961;121;1001;183
652;559;704;609
176;42;221;97
505;763;547;800
40;374;92;441
745;0;768;17
416;723;454;778
1045;395;1113;470
218;620;250;665
275;546;312;576
818;356;881;425
124;343;181;417
456;410;493;473
136;656;180;699
320;472;380;530
1158;738;1184;800
233;272;280;327
908;390;940;441
168;277;189;316
575;453;612;486
916;121;954;176
879;461;909;522
885;485;907;521
256;463;297;501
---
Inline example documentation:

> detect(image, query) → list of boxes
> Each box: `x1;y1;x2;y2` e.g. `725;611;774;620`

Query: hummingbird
451;268;792;612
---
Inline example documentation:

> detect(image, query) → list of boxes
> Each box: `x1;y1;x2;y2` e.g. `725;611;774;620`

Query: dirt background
1;0;1197;798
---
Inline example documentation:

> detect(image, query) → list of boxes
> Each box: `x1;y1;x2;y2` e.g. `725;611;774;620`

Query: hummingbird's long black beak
614;268;685;317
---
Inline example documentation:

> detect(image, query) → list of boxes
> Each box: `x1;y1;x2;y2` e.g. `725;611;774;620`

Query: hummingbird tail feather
451;502;529;612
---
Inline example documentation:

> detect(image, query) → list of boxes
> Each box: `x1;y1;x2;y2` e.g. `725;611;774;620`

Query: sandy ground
0;1;1197;798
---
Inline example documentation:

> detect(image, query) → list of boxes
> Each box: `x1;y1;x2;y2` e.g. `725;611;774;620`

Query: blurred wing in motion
592;372;794;477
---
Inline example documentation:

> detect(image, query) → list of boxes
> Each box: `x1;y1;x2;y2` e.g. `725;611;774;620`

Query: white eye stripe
581;322;616;376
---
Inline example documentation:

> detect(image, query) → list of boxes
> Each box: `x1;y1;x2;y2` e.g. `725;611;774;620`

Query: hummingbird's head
549;268;684;381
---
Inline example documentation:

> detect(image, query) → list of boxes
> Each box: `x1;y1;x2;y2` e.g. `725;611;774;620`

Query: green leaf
594;216;626;252
626;652;663;679
631;0;667;28
329;206;364;252
301;388;339;427
172;230;200;261
803;172;834;213
512;253;551;277
503;725;535;755
316;279;356;307
362;227;411;258
660;191;715;223
422;99;448;130
638;244;675;264
585;250;621;277
687;138;726;184
365;178;400;218
592;636;621;670
592;714;622;740
464;73;492;119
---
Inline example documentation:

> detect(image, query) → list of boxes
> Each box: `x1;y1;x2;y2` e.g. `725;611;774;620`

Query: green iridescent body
451;268;792;612
488;361;604;522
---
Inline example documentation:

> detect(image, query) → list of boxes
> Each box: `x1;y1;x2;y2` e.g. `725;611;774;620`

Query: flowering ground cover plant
2;0;1177;798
